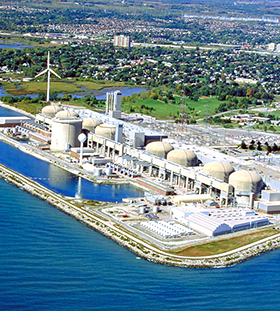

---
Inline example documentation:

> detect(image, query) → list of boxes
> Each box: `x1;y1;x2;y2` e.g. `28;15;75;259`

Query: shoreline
1;161;280;268
1;102;280;267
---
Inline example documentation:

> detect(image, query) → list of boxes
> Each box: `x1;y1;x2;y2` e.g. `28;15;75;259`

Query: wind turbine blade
35;68;48;78
49;68;61;79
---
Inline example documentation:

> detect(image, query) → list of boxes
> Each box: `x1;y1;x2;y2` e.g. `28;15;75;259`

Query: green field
174;228;277;257
122;96;221;119
74;80;127;90
1;80;129;96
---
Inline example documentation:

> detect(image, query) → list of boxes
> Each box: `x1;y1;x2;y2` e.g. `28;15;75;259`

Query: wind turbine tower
35;51;61;103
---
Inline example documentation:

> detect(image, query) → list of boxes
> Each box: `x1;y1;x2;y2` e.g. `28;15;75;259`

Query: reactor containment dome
41;105;63;118
146;141;174;159
55;110;79;119
167;149;198;167
229;170;263;195
82;118;102;133
95;124;116;140
203;161;234;183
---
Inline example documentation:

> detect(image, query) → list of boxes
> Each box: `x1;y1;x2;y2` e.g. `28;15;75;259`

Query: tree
241;140;247;149
267;145;272;153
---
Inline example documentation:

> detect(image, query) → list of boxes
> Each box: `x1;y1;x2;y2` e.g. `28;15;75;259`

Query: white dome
146;141;174;159
41;105;62;118
95;124;116;140
229;170;262;194
55;110;79;119
82;118;102;132
167;149;198;167
203;161;234;182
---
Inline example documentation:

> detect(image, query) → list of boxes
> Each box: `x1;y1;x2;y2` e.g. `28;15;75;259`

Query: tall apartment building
268;43;276;51
113;35;131;48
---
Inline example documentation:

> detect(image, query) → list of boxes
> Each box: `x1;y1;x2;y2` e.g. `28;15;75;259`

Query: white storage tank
94;168;103;176
152;206;159;213
104;167;112;175
51;118;82;151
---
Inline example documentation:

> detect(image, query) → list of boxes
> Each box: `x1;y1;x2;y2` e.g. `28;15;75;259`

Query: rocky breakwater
1;163;280;268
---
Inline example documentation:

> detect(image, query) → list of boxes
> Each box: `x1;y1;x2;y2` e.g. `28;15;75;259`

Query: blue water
0;140;143;201
0;178;280;311
0;41;33;49
94;87;147;100
0;105;23;117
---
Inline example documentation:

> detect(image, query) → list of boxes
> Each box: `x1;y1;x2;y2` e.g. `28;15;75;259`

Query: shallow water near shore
0;178;280;311
0;140;143;201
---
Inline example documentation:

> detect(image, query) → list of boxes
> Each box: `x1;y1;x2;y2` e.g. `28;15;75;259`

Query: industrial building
8;97;272;213
171;205;269;236
257;190;280;214
106;90;122;119
0;116;30;127
51;112;82;151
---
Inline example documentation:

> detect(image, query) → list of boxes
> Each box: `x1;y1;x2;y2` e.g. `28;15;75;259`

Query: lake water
0;140;143;201
0;178;280;311
0;41;33;49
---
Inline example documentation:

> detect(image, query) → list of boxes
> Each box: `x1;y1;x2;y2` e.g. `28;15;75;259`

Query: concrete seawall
1;162;280;268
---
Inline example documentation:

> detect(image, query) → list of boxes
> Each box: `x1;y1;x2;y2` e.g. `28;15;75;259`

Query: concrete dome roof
55;110;79;119
146;141;174;159
95;124;116;140
203;161;234;182
229;170;262;194
41;105;62;118
167;149;198;167
82;118;102;132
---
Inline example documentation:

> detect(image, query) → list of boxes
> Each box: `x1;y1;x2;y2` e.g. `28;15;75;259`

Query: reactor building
50;110;82;151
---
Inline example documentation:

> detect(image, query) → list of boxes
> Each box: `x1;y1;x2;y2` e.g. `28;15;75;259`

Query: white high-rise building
268;43;275;51
113;35;131;48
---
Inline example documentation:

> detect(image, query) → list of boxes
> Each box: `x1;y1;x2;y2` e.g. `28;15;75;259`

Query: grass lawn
122;98;181;119
123;96;222;119
2;81;82;95
75;80;127;90
13;101;45;115
183;97;221;116
173;228;277;257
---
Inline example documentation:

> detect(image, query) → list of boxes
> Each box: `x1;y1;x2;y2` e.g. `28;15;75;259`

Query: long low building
171;206;269;236
0;116;30;127
87;132;233;205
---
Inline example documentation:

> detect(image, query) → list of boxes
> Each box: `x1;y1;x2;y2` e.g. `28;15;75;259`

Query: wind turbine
35;51;61;103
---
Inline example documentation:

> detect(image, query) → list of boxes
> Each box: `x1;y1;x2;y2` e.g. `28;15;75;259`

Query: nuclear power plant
6;88;280;225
